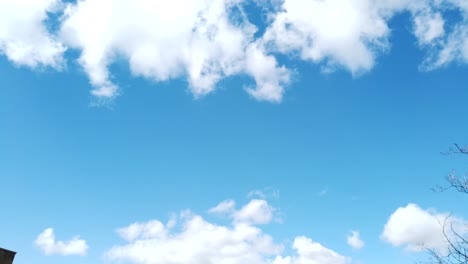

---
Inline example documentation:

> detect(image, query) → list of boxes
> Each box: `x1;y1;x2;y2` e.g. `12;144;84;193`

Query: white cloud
413;0;468;69
117;220;169;242
382;0;467;70
262;0;390;74
381;203;467;253
106;199;349;264
59;0;288;101
233;199;275;224
209;199;236;214
107;215;281;264
0;0;65;68
210;198;281;224
413;12;445;45
346;230;364;250
292;236;349;264
261;0;468;74
1;0;468;102
422;20;468;69
272;236;350;264
244;43;290;102
34;228;88;256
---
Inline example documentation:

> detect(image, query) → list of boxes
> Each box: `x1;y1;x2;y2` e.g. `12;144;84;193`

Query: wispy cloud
208;199;236;214
247;188;280;200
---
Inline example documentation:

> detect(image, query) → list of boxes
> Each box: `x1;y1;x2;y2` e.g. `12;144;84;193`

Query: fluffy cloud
0;0;65;68
381;203;467;253
261;0;468;73
233;199;275;224
209;199;276;224
106;199;349;264
59;0;289;101
1;0;468;102
117;220;170;242
34;228;88;256
346;230;364;250
262;0;390;74
272;236;350;264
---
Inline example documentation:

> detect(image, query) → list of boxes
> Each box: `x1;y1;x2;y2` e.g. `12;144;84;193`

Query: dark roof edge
0;248;17;254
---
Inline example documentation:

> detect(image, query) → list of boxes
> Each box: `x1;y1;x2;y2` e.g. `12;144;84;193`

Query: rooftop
0;249;15;255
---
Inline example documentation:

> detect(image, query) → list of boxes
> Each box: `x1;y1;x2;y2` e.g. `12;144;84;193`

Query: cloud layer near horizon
33;199;468;263
1;0;467;102
105;199;350;264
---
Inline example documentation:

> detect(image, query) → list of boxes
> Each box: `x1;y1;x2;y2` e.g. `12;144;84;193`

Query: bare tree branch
432;173;468;194
428;146;468;263
441;144;468;156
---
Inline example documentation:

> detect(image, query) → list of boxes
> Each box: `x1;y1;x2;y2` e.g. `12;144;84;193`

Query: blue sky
1;1;468;264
